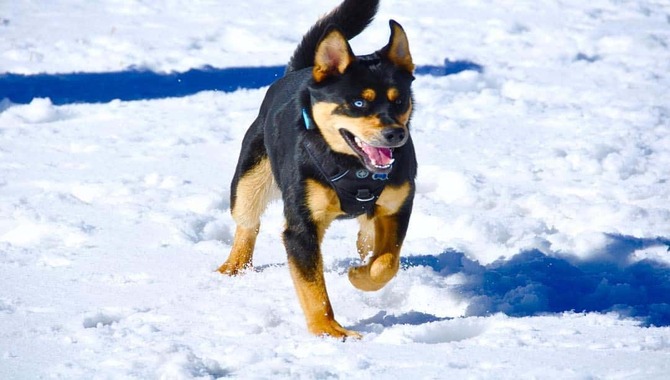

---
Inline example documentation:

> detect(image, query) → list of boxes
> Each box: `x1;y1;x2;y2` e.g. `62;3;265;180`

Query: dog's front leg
349;214;403;291
283;179;361;338
349;182;413;291
284;228;360;338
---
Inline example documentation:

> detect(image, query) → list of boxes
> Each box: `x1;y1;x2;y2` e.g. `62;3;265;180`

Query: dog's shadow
350;310;451;332
253;234;670;328
388;235;670;327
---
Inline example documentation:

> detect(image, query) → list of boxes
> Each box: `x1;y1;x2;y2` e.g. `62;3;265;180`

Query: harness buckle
355;189;375;202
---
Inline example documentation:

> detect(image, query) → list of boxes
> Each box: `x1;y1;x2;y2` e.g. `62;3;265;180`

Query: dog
218;0;416;338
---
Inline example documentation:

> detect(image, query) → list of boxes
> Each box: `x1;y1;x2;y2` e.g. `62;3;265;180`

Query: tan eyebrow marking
387;87;400;102
361;88;376;102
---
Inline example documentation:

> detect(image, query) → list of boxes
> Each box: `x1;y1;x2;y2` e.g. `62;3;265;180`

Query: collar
302;108;316;130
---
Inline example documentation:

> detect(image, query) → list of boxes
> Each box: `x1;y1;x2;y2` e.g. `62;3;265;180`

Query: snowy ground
2;0;670;378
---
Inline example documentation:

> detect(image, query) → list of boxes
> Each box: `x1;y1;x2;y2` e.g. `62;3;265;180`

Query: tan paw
348;252;399;291
308;319;362;340
216;261;251;276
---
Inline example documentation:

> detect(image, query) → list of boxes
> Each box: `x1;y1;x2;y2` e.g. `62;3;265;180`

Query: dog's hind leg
218;123;275;275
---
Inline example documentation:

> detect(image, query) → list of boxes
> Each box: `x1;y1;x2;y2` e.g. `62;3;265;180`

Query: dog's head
308;20;414;174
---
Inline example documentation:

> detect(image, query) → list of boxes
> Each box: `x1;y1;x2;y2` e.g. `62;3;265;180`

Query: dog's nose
381;127;406;146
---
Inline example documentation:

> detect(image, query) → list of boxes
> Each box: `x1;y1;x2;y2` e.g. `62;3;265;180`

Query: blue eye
352;99;366;108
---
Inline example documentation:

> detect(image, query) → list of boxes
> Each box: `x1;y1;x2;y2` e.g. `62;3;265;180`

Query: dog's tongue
361;144;394;167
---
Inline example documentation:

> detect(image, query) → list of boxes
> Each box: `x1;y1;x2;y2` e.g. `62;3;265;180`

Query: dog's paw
216;261;251;276
309;319;362;340
348;252;399;291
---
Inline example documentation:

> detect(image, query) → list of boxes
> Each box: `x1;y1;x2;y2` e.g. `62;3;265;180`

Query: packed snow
2;0;670;378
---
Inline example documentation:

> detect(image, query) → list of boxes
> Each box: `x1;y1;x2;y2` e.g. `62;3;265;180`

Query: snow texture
2;0;670;378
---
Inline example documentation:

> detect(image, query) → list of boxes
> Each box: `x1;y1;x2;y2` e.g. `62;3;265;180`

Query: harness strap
301;108;389;217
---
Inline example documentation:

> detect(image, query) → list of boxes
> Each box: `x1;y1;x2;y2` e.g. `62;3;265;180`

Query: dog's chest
302;140;392;217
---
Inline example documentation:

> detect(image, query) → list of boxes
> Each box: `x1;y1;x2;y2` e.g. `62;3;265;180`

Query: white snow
2;0;670;378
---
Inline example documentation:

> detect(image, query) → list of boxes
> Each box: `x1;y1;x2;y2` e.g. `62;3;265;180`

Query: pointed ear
384;20;414;73
313;27;355;83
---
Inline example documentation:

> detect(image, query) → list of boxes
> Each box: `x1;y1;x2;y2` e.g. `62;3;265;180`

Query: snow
2;0;670;378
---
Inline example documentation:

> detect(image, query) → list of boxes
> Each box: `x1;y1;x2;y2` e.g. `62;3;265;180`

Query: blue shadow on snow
0;59;484;105
402;234;670;327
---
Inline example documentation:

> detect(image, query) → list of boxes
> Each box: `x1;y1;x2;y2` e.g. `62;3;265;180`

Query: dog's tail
285;0;380;74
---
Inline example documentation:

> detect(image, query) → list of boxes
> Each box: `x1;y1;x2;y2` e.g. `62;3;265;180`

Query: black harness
301;108;389;217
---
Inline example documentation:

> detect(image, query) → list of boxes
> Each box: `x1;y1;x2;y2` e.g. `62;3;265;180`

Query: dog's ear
383;20;414;74
313;27;355;83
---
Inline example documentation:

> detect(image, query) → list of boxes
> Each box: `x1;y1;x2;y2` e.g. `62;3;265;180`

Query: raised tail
285;0;380;74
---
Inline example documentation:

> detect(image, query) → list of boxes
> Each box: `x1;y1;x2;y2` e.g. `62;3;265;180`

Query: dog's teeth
372;161;392;169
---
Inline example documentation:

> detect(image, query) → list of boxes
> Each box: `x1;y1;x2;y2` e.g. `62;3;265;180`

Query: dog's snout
382;127;406;146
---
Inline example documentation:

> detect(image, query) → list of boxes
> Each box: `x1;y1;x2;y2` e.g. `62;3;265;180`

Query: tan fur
231;158;275;227
311;102;359;155
356;215;375;260
311;102;409;153
288;255;361;338
398;99;413;126
305;179;345;231
376;180;412;216
349;182;411;291
362;88;376;102
313;30;354;83
217;225;259;275
386;87;399;102
294;179;359;338
387;23;415;73
218;158;276;274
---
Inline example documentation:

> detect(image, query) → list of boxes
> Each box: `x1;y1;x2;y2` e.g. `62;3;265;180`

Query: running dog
218;0;416;338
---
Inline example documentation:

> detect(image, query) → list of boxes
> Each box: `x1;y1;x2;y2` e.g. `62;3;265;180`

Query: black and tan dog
218;0;416;338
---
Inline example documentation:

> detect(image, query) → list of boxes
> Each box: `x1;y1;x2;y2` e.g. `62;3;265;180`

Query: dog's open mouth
340;130;395;173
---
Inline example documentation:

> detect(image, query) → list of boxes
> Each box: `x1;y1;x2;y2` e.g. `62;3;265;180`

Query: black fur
222;0;417;337
286;0;380;74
